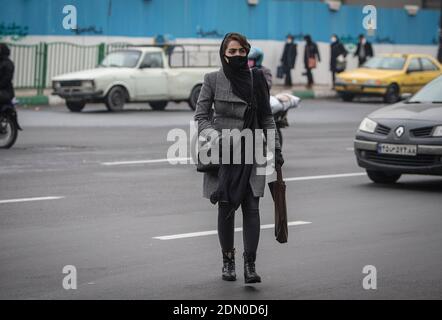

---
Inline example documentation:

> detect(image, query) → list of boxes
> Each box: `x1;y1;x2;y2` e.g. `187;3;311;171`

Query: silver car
354;75;442;183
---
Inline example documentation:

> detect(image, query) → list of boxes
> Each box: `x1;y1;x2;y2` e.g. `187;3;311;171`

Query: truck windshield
362;57;406;70
100;50;141;68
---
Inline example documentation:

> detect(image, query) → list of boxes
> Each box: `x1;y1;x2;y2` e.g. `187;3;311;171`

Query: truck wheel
366;170;401;184
384;84;400;104
105;86;127;112
188;84;202;110
149;101;168;111
66;100;86;112
340;92;354;102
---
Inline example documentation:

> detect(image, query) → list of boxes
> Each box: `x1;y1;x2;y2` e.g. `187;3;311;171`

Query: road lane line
101;157;191;166
284;172;365;182
0;196;65;204
153;221;312;240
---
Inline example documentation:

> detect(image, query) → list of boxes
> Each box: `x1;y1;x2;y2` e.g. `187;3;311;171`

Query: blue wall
0;0;440;45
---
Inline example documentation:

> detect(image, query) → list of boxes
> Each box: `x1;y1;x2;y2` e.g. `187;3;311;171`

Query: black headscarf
219;33;252;103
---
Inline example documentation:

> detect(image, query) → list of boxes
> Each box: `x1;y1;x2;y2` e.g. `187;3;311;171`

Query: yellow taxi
334;54;442;103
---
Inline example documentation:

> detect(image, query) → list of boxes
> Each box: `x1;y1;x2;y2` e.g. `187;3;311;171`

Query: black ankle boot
243;252;261;284
222;249;236;281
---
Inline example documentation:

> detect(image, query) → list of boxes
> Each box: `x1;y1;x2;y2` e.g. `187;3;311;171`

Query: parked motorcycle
0;98;22;149
269;93;301;147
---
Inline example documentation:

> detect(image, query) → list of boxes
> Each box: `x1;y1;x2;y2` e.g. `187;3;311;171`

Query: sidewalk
270;83;337;100
15;84;337;106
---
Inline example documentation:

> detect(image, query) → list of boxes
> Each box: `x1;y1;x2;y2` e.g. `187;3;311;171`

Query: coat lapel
215;69;247;104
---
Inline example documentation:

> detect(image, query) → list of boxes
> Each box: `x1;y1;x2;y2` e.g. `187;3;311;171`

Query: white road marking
0;196;65;204
101;157;191;166
284;172;365;182
153;221;312;240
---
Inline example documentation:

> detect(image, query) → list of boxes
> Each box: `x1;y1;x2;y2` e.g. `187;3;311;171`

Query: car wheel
105;86;127;112
66;100;86;112
366;170;401;184
384;84;400;104
340;93;354;102
188;85;202;111
149;101;168;111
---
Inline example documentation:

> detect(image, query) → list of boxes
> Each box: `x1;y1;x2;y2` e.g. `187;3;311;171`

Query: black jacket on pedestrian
330;40;348;72
354;42;374;66
0;45;15;104
281;42;297;70
303;41;320;69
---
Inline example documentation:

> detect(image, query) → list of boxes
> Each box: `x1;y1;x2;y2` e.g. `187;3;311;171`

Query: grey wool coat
193;69;281;199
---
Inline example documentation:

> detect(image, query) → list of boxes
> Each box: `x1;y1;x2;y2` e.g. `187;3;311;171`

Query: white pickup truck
52;45;219;112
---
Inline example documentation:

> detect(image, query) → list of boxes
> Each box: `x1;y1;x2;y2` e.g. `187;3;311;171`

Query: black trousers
305;68;314;86
283;67;292;86
218;184;260;255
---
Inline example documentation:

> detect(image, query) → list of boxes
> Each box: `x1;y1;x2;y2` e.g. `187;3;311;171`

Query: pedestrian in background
330;34;348;87
280;34;297;87
303;35;320;88
354;34;374;67
248;47;273;89
194;33;284;284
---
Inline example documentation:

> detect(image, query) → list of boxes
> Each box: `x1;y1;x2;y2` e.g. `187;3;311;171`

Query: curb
16;95;65;106
16;95;49;106
291;90;337;99
17;90;337;107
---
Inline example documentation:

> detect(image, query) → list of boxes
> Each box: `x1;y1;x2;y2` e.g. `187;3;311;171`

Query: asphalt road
0;99;441;300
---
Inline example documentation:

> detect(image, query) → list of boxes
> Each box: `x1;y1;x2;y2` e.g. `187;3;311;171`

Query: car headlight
433;126;442;137
82;80;95;89
53;81;61;89
359;118;377;133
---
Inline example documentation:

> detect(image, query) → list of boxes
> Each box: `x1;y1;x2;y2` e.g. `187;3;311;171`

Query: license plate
346;84;361;91
378;143;417;156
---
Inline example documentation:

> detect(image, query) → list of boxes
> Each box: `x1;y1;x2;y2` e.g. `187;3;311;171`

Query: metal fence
7;42;108;93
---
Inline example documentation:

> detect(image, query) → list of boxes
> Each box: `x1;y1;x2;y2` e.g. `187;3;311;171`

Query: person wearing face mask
330;34;348;87
194;32;283;284
280;34;297;87
354;34;374;67
248;47;273;89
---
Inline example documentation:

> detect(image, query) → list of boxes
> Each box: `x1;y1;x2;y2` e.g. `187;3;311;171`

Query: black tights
217;185;260;255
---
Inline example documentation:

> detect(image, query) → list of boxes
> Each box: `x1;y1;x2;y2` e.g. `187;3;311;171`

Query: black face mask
225;55;248;70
